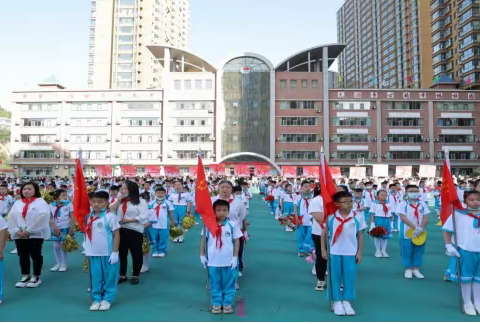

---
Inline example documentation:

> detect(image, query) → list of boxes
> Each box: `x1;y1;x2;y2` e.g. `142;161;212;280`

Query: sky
0;0;343;109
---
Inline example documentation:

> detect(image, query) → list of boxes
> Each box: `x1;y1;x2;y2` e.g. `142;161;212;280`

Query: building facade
89;0;190;90
337;0;432;89
431;0;480;89
10;44;480;177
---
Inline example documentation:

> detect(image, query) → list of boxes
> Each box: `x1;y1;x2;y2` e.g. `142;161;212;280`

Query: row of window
175;102;213;110
173;79;213;91
278;134;319;143
176;118;212;127
279;79;319;90
279;101;319;110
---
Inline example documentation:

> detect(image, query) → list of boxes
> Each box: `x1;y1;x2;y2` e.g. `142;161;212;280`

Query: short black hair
464;190;480;203
389;183;396;188
213;199;230;211
232;186;242;194
155;187;166;193
110;185;120;191
92;190;109;201
140;192;151;201
219;180;233;188
405;184;419;191
354;188;363;193
20;182;42;199
333;191;352;202
52;189;67;200
376;189;387;197
301;181;310;187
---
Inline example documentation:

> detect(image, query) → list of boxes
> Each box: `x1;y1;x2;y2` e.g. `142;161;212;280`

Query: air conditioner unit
382;138;387;142
167;153;172;158
64;153;69;158
106;138;111;142
14;165;18;169
158;154;162;158
424;138;429;142
107;121;112;125
55;165;59;169
115;154;119;158
168;137;173;142
434;138;439;142
426;154;430;158
275;154;280;158
64;165;68;169
381;154;386;158
373;154;377;158
211;153;216;158
372;137;377;142
477;138;480;143
65;121;70;126
319;137;324;141
55;138;60;142
56;121;61;126
371;105;377;110
276;137;280;141
115;138;120;142
329;153;334;158
105;155;110;158
208;109;214;113
158;137;163;142
315;109;322;113
14;154;19;158
64;138;69;142
55;154;60;158
15;122;19;126
159;120;163;124
14;138;19;142
211;136;216;141
116;121;120;125
232;121;238;126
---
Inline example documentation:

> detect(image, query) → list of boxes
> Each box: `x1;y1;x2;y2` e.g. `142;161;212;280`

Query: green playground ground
0;195;477;321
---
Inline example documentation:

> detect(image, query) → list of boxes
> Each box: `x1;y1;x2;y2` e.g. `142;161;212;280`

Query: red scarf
355;201;361;210
368;191;373;200
122;198;130;219
155;200;165;219
178;193;182;203
392;195;397;203
332;216;353;246
380;202;388;216
289;193;293;201
85;215;99;241
409;203;420;224
228;198;233;203
111;197;116;203
215;223;224;249
467;213;480;229
54;205;62;221
21;197;36;220
0;194;6;201
303;197;310;211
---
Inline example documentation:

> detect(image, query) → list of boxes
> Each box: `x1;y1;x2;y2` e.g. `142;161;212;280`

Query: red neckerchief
178;193;182;203
54;205;62;221
215;219;227;249
21;197;36;220
85;214;99;242
228;198;233;203
422;188;426;193
122;198;130;219
155;200;165;219
355;201;361;210
289;193;293;200
380;201;388;216
0;194;6;201
368;191;373;200
392;195;397;203
409;203;420;224
332;216;353;246
111;197;116;203
466;213;480;229
303;196;310;211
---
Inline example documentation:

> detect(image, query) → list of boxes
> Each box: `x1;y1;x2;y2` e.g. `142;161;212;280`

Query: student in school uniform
84;191;120;311
396;185;429;279
434;181;442;219
351;189;367;222
362;181;375;215
149;188;174;259
457;181;467;206
49;189;74;272
388;183;401;232
418;179;429;205
200;199;243;314
0;184;14;218
309;194;328;291
369;190;393;258
109;185;120;205
0;214;6;305
321;191;365;316
267;181;276;215
273;183;282;218
168;180;189;243
279;184;296;229
240;182;252;217
295;181;314;256
443;190;480;316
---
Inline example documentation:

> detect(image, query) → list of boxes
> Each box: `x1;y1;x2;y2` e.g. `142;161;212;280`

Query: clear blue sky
0;0;343;108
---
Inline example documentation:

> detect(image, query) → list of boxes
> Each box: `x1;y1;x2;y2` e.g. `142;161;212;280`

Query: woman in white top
109;180;148;285
7;182;50;288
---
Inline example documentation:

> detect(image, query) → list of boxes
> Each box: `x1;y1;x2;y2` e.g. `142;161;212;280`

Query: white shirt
84;211;120;257
49;202;73;229
328;210;366;256
242;190;252;209
308;195;324;235
363;190;375;208
0;195;13;216
115;198;149;233
280;192;296;203
211;195;246;228
395;200;429;239
188;192;196;205
443;210;480;252
0;216;7;231
168;192;189;206
149;199;173;229
387;192;401;211
457;189;465;204
419;187;429;203
273;188;282;200
369;201;393;218
8;198;51;239
203;220;243;267
352;198;365;212
295;194;313;226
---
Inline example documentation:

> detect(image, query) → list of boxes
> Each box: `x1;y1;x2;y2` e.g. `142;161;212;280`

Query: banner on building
210;164;226;176
350;167;366;179
188;166;198;178
96;166;112;178
145;165;160;177
281;166;297;178
120;165;137;177
396;166;412;178
255;165;270;176
372;164;389;177
164;166;180;177
419;165;436;178
303;166;319;178
330;167;342;179
234;165;250;177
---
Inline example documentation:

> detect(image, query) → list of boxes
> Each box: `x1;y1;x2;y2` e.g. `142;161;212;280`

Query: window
386;151;424;160
385;134;424;143
174;80;181;90
280;117;318;126
301;80;308;89
437;102;475;111
311;80;318;88
331;134;370;143
280;80;287;89
385;102;422;110
184;80;191;89
332;151;372;159
439;135;475;143
279;134;318;143
279;101;318;109
175;150;209;159
125;102;158;110
279;151;318;160
332;117;371;126
205;80;212;89
195;80;203;89
437;118;475;127
386;118;423;127
290;80;297;89
20;151;56;159
439;151;475;160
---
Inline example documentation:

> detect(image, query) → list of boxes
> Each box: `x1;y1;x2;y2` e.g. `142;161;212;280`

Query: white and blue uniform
419;187;429;205
203;219;243;307
327;211;366;302
0;216;6;301
0;195;13;218
434;188;441;213
396;200;429;269
281;191;296;216
369;201;393;239
148;199;173;254
85;210;120;304
388;191;401;230
188;192;201;223
49;201;73;241
295;194;313;253
168;192;188;227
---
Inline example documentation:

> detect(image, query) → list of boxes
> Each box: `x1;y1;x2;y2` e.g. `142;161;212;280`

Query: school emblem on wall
419;92;426;99
468;93;475;99
387;92;394;99
452;93;459;100
370;92;378;99
337;92;345;98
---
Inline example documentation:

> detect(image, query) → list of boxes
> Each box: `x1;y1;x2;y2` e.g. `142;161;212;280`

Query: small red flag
195;155;217;237
73;159;90;232
320;154;338;217
440;158;463;225
407;76;412;82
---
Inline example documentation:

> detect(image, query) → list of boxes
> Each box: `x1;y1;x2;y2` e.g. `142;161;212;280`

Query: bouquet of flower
142;235;150;255
41;190;55;204
182;216;195;230
83;256;88;272
169;226;184;240
306;249;316;263
278;217;287;226
265;195;274;202
369;226;388;238
286;215;296;230
61;234;80;252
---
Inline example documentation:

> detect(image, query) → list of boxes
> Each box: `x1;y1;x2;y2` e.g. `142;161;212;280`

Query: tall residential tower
88;0;190;89
337;0;432;89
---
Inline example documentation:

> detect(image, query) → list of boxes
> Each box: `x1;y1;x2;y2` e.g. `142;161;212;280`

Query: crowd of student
0;174;479;316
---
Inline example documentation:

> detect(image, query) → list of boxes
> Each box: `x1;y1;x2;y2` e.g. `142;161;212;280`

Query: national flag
72;158;90;232
440;152;464;225
407;76;412;82
319;153;338;218
195;155;218;237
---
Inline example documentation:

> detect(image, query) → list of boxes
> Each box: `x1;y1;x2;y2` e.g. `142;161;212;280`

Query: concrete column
161;48;171;164
308;52;311;72
181;53;185;72
286;61;290;72
323;47;330;162
172;59;177;72
376;100;382;163
317;59;321;72
428;101;434;163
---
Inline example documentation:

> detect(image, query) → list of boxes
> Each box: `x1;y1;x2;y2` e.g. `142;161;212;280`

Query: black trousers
238;238;245;271
15;238;44;277
119;228;143;277
311;234;327;281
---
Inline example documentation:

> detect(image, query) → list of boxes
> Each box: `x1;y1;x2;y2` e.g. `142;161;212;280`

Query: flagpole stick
450;202;464;314
203;224;211;312
325;219;333;312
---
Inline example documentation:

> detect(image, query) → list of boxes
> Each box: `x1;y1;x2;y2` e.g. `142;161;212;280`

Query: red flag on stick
320;154;338;217
195;155;217;237
440;155;463;225
73;159;90;232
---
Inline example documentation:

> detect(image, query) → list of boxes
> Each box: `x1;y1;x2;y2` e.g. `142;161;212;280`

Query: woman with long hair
7;182;50;288
109;180;148;285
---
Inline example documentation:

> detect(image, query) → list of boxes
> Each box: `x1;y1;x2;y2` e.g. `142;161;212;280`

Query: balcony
459;0;480;15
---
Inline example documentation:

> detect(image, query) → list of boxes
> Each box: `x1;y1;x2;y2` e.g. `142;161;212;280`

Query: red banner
234;165;250;177
210;164;225;176
145;165;160;177
255;165;270;176
188;166;198;177
281;166;297;178
164;166;180;177
120;165;136;177
96;166;106;177
330;166;342;179
303;166;319;178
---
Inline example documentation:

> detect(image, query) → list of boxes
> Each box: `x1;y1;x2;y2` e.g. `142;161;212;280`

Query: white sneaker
99;300;111;311
235;282;240;290
140;265;149;273
312;265;317;276
15;276;31;288
26;276;42;288
333;301;346;316
195;222;199;225
375;251;383;258
152;253;159;258
464;303;477;316
58;266;67;272
342;301;355;316
315;280;326;291
10;248;17;254
381;251;389;258
50;264;61;272
158;253;165;258
405;269;413;279
473;304;480;315
81;250;86;255
238;271;243;277
90;302;101;311
412;269;424;279
0;300;2;305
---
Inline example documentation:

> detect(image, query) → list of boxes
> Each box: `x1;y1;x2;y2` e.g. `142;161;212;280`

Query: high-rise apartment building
431;0;480;89
88;0;190;90
337;0;432;89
